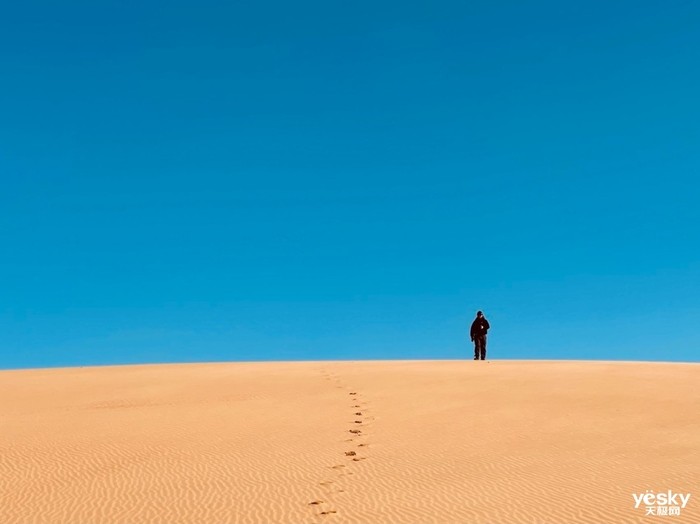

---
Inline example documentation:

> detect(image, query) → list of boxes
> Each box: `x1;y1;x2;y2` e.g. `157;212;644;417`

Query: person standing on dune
470;311;490;360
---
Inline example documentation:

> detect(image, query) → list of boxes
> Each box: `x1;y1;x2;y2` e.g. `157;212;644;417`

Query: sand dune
1;360;698;523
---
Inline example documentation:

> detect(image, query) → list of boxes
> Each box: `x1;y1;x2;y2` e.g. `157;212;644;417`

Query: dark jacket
470;317;490;339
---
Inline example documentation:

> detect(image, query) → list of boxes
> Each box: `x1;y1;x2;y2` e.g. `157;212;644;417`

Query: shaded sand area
1;360;698;524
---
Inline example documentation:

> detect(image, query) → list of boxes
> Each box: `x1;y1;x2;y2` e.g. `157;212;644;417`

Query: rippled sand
1;360;698;523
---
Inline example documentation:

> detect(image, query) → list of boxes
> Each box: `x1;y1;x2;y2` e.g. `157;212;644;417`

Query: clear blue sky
1;1;699;369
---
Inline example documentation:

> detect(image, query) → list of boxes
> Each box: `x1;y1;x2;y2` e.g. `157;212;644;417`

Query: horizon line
2;357;699;372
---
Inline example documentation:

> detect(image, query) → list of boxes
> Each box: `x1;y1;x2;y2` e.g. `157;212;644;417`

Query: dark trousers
474;335;487;360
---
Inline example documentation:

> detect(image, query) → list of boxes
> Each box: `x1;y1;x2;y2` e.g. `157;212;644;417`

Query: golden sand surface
1;360;698;524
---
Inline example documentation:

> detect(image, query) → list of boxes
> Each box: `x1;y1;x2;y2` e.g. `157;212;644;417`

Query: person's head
476;310;483;318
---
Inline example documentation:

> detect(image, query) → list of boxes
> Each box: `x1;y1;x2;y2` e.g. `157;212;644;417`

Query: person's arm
470;320;476;340
485;319;490;330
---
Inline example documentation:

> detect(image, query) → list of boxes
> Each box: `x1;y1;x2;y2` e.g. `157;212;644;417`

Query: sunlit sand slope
1;360;698;523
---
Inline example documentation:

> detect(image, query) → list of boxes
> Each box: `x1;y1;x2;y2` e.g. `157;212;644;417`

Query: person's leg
481;335;487;360
475;337;485;360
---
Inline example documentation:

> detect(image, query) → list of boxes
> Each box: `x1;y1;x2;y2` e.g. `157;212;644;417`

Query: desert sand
1;360;698;524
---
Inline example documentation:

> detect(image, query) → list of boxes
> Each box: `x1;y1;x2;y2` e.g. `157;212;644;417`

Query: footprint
349;429;361;434
309;501;324;505
320;510;337;515
354;420;362;424
358;443;368;447
344;451;356;456
354;412;362;416
331;464;345;469
352;457;366;462
349;392;357;395
320;481;333;486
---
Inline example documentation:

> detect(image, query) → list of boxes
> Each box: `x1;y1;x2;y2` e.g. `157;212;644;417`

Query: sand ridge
1;360;698;523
